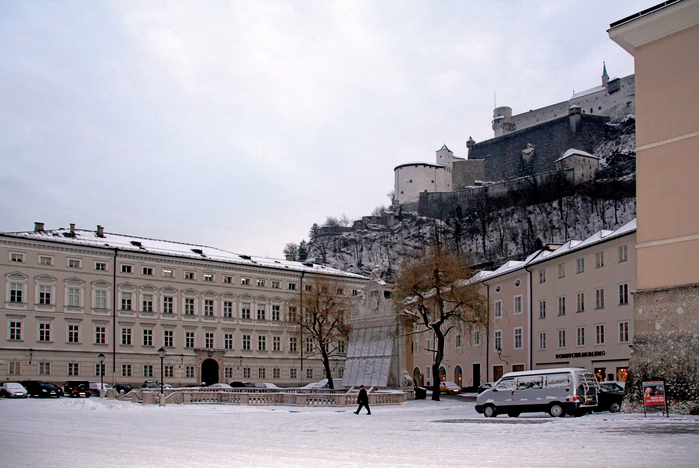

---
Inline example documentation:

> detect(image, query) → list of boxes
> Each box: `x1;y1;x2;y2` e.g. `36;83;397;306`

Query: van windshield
493;378;515;392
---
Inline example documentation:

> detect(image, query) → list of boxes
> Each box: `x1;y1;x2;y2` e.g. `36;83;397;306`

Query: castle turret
492;106;515;136
602;62;609;87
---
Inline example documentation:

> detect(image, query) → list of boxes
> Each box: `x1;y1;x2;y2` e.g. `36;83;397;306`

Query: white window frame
595;324;605;345
494;300;503;318
539;331;546;350
514;327;523;349
576;326;585;347
513;295;523;315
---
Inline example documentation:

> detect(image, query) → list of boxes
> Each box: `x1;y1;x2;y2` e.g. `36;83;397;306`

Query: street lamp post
98;353;105;398
158;347;166;394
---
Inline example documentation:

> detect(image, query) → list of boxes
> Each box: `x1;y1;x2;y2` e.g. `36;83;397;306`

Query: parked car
140;380;172;389
440;381;462;394
64;381;91;398
595;382;624;412
113;384;134;394
229;381;255;388
21;381;61;398
477;382;494;394
89;382;114;395
1;382;28;398
302;379;342;389
255;382;280;389
208;383;233;389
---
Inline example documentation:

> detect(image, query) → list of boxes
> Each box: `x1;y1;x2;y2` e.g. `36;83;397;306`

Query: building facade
1;223;368;388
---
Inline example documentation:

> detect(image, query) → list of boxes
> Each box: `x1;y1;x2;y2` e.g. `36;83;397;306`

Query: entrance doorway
201;358;219;386
472;364;481;389
413;367;423;387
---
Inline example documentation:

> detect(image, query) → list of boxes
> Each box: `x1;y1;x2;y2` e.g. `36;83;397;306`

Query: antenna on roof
494;92;496;108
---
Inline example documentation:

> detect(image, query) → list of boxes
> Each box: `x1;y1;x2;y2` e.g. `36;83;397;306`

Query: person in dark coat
354;385;371;415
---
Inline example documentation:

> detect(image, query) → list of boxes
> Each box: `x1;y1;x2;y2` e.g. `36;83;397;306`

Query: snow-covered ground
1;396;698;467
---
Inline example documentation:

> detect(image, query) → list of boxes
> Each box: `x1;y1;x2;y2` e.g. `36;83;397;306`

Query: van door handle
511;391;515;395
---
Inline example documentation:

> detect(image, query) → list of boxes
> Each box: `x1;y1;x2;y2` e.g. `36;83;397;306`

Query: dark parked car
21;381;61;398
64;381;91;398
113;384;134;394
229;381;255;388
595;382;624;412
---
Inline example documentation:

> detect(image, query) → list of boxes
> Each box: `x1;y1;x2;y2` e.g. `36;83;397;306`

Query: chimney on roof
285;255;293;261
34;222;45;232
70;223;75;234
96;225;104;237
314;257;323;265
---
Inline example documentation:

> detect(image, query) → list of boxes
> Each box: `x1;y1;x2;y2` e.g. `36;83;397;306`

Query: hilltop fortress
394;65;635;207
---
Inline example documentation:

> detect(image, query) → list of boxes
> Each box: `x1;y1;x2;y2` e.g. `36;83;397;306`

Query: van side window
493;378;515;392
545;373;570;388
516;376;543;390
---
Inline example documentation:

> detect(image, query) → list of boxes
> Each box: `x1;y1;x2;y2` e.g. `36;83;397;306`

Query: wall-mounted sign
555;350;605;360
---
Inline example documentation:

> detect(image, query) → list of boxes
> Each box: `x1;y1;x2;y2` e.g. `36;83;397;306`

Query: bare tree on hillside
393;249;487;401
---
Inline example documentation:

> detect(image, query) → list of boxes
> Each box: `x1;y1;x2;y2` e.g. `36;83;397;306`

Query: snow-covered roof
556;148;599;162
1;227;368;280
571;84;606;100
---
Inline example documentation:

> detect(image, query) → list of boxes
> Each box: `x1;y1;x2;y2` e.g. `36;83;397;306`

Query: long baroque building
1;223;368;388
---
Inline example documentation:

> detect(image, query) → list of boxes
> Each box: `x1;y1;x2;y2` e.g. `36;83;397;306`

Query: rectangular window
204;300;214;316
337;288;344;295
121;264;132;273
271;281;281;289
618;283;629;305
142;294;153;312
121;293;132;311
241;278;250;286
122;364;132;377
306;368;313;380
96;363;105;377
494;300;502;318
288;283;297;290
256;279;266;287
185;331;195;348
538;300;546;319
558;297;566;316
10;252;24;262
39;285;52;305
273;367;280;379
290;368;298;379
40;256;53;265
473;330;481;346
186;366;195;378
165;366;174;378
9;321;22;340
455;333;462;348
258;367;266;379
162;269;174;278
514;327;523;349
258;335;266;351
576;292;585;313
619;322;630;343
257;307;266;321
273;336;281;351
68;288;81;307
163;297;173;314
243;367;251;379
271;305;280;321
68;259;81;269
595;288;605;309
164;330;174;347
39;362;51;376
558;263;565;278
95;290;107;309
223;301;233;318
596;251;605;268
242;334;251;350
95;326;106;344
338;340;345;354
223;275;233;284
95;261;107;271
513;295;523;315
184;271;195;280
306;337;314;353
576;327;585;347
204;274;214;282
9;283;22;303
224;367;233;380
121;328;132;345
143;365;153;378
224;333;233;350
558;329;566;348
68;362;79;376
68;324;79;343
539;331;546;350
619;245;628;263
289;337;297;352
577;258;585;273
142;267;153;276
205;332;214;348
184;298;195;315
241;304;251;319
39;323;51;341
305;285;312;292
539;269;546;283
494;330;502;351
595;324;605;345
288;306;298;322
143;329;153;347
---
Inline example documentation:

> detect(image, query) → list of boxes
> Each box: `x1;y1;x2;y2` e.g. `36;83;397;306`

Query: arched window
439;366;447;382
454;366;462;388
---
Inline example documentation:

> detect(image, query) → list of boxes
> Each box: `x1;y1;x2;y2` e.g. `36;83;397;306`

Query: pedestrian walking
354;385;371;415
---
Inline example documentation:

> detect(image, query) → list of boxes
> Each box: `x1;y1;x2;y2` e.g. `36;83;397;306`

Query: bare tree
290;275;353;389
283;243;299;261
393;249;487;400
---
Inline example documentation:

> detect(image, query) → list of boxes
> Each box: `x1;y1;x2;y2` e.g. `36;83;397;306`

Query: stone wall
626;285;699;414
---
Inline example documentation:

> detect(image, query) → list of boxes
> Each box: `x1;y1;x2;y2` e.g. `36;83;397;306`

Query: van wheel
483;405;497;418
507;411;520;418
549;403;565;417
609;402;620;413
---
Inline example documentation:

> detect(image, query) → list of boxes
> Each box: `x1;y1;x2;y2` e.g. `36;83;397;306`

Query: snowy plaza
1;396;698;467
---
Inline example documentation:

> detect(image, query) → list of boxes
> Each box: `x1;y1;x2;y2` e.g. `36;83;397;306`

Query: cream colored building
1;223;368;387
609;0;699;407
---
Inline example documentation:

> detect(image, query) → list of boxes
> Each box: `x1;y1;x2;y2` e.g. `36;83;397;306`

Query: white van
475;368;599;417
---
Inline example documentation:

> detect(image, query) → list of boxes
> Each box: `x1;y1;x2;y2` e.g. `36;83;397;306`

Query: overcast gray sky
1;0;648;258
